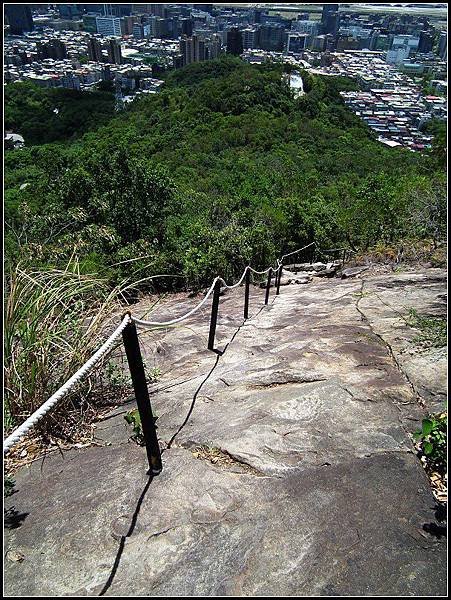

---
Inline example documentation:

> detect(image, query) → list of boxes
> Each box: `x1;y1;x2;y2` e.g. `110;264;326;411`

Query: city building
96;16;122;37
321;4;340;36
293;20;319;36
418;30;434;54
83;14;98;33
107;38;122;64
180;34;205;65
5;5;34;35
242;28;259;50
286;33;309;54
258;24;285;52
226;28;243;56
438;31;447;60
87;37;104;62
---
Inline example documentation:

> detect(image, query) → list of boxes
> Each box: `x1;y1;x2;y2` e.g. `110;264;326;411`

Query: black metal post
276;261;282;295
342;249;346;265
264;268;272;305
208;279;221;351
310;246;314;265
122;321;162;475
244;268;250;319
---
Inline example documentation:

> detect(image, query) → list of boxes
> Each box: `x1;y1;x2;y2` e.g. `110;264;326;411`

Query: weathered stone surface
4;268;447;596
312;267;338;278
342;266;370;278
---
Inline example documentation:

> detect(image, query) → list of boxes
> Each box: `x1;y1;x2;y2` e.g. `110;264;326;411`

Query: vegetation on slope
3;56;447;447
5;57;445;290
4;82;116;145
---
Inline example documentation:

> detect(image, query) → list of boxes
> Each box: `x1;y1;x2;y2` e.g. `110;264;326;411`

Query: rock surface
342;266;369;279
4;267;447;596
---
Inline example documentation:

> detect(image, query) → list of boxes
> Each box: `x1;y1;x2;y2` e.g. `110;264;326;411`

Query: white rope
248;266;273;275
219;266;249;289
279;241;316;263
3;314;131;455
131;277;220;328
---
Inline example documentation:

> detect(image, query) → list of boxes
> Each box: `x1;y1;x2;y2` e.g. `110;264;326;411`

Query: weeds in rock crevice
406;308;447;349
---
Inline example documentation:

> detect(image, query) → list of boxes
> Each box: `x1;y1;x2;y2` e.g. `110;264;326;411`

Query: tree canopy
4;58;446;288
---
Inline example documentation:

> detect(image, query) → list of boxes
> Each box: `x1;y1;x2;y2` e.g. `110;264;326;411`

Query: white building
96;16;122;37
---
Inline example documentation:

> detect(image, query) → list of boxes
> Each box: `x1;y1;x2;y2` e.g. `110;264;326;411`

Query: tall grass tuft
4;257;134;447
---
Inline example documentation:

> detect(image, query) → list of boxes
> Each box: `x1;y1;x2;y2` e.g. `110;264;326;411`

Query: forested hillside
5;57;446;289
4;82;116;145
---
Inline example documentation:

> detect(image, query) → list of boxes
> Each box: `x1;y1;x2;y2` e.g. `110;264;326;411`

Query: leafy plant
124;406;159;445
124;408;144;444
414;413;447;473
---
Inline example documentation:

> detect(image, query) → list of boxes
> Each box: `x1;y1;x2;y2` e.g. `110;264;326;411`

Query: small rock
312;268;337;278
20;449;28;458
7;550;24;563
341;266;369;279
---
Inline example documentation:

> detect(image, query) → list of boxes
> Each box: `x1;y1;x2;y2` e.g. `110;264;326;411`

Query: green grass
4;256;138;445
407;308;447;349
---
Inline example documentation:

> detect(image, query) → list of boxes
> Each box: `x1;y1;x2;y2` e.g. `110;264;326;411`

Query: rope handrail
133;244;314;328
4;314;131;455
279;241;316;263
4;239;352;457
132;276;220;328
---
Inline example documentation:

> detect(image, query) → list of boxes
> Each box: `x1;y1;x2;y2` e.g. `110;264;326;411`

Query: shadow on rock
4;506;29;529
98;475;154;596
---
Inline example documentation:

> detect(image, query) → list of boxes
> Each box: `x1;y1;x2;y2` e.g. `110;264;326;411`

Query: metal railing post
264;268;272;305
342;249;346;265
244;268;250;319
122;320;162;475
276;261;282;295
208;279;221;351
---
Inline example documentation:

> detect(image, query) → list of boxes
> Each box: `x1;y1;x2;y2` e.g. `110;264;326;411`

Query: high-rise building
179;17;193;37
293;20;319;36
321;4;340;36
311;34;327;52
96;16;122;36
87;36;104;62
5;5;34;35
83;14;98;33
121;16;136;35
438;31;447;59
258;24;285;51
226;27;243;55
206;33;222;59
133;23;151;38
150;16;167;39
286;32;309;54
180;34;206;65
251;9;264;24
418;30;434;53
369;31;390;51
107;38;122;64
242;27;259;50
150;4;166;18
